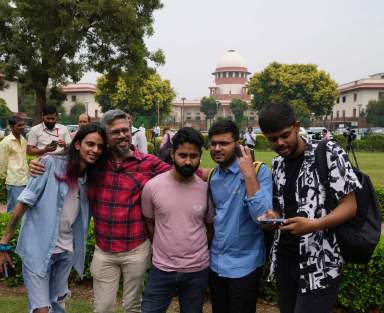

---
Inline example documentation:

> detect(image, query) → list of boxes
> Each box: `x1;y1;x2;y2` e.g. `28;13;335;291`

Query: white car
299;127;309;141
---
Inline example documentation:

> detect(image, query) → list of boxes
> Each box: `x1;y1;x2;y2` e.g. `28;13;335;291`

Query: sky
81;0;384;100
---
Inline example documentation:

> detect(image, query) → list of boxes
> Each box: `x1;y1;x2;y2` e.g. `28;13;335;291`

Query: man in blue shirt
208;120;273;313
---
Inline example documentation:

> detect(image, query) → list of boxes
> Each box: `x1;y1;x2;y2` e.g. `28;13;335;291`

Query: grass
0;297;104;313
200;150;384;187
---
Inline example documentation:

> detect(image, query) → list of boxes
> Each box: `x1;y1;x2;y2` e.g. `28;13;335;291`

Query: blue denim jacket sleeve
244;164;273;223
17;157;53;208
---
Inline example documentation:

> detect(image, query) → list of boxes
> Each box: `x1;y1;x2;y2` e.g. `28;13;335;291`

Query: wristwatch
0;244;13;252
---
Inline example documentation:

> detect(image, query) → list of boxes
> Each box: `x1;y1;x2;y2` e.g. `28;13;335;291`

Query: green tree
96;73;175;125
248;62;338;117
200;96;218;127
229;98;248;125
366;99;384;127
0;98;12;127
0;0;164;122
290;99;311;127
70;102;86;117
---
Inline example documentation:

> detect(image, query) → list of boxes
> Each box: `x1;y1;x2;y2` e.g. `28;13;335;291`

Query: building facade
0;75;18;113
61;83;101;118
171;50;258;130
330;73;384;128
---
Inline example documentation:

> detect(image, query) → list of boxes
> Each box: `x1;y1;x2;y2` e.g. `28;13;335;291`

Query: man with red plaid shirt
90;110;171;313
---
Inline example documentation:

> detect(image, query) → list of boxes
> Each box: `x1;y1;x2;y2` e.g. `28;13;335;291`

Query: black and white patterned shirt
268;140;361;293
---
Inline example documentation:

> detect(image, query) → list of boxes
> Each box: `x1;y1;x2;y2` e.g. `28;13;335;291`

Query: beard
174;163;199;178
44;122;56;130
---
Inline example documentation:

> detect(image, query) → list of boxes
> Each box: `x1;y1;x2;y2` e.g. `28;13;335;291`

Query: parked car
366;127;384;136
307;127;332;140
66;124;79;138
299;127;309;141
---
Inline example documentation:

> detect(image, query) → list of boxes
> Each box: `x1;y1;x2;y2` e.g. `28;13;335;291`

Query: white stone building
61;83;102;118
332;73;384;121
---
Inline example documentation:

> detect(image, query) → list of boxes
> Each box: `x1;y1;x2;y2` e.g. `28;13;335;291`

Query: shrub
338;236;384;312
147;141;155;155
0;179;6;204
259;236;384;312
255;135;271;150
334;134;384;152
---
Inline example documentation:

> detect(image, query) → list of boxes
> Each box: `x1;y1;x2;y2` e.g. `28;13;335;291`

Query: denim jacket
16;155;90;278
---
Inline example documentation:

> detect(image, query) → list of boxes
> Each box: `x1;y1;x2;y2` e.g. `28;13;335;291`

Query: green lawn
201;150;384;187
0;296;107;313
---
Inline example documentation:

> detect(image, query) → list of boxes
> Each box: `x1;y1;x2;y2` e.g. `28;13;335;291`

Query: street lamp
181;97;186;128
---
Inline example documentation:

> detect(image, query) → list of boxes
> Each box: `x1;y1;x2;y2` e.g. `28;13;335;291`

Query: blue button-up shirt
15;155;90;278
210;160;273;278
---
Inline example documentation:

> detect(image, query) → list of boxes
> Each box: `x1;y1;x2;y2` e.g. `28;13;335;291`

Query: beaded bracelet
0;244;13;252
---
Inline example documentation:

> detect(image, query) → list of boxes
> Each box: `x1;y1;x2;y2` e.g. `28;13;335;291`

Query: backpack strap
132;129;140;136
315;140;329;188
315;140;338;211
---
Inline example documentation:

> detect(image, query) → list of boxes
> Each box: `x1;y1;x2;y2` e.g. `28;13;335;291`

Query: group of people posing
0;102;360;313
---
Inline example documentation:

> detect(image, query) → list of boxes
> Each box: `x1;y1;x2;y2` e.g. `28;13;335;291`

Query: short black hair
42;105;57;116
258;103;296;133
208;119;239;141
8;116;24;126
172;127;204;152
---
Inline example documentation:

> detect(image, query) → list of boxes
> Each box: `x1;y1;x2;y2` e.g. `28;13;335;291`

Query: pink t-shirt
141;171;214;272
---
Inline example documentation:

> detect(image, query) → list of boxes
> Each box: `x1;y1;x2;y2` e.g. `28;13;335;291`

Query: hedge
333;134;384;152
0;213;383;312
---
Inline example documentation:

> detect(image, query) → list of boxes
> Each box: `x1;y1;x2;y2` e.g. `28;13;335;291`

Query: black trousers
209;267;263;313
276;254;341;313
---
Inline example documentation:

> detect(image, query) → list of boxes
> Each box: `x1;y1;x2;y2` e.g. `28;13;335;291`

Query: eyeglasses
109;128;130;137
208;140;235;148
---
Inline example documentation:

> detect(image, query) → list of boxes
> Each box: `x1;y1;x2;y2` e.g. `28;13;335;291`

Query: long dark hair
57;123;107;191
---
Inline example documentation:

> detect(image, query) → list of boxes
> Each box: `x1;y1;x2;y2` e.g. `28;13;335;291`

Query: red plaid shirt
92;146;171;252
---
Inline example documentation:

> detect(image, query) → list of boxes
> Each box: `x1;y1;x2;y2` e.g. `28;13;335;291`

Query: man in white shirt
244;126;256;149
27;105;72;156
126;111;148;153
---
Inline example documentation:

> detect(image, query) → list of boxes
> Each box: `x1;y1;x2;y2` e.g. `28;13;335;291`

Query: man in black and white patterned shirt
258;103;361;313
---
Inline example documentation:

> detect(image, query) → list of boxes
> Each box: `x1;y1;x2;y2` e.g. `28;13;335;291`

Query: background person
0;116;28;212
259;103;360;313
126;111;148;153
27;105;72;156
0;123;107;313
244;126;256;149
159;127;173;164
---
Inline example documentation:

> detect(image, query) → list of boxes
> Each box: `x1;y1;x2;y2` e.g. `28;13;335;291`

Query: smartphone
235;145;243;158
258;218;286;225
49;140;57;147
236;145;255;161
0;263;14;278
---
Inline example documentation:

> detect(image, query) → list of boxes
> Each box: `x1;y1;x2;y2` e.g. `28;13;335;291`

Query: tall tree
96;73;176;125
0;98;12;127
200;96;218;127
0;0;164;122
248;62;338;116
229;98;248;125
366;99;384;127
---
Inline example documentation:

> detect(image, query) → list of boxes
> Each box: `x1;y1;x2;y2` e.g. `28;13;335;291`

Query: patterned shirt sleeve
326;141;362;201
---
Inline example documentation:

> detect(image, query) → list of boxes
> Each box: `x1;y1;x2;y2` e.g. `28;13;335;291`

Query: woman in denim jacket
0;123;107;313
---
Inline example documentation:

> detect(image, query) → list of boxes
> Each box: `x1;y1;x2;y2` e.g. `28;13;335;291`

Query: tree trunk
34;87;47;125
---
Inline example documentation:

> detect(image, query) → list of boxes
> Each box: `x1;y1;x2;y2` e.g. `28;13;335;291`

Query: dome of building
216;50;247;69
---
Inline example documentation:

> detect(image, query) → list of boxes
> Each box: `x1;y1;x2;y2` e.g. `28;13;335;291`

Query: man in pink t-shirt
141;127;214;313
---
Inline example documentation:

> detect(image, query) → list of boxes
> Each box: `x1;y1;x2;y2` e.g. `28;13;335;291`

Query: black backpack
315;140;382;264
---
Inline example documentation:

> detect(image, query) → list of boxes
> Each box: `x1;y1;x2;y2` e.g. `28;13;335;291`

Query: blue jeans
22;252;74;313
141;265;209;313
6;185;25;212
